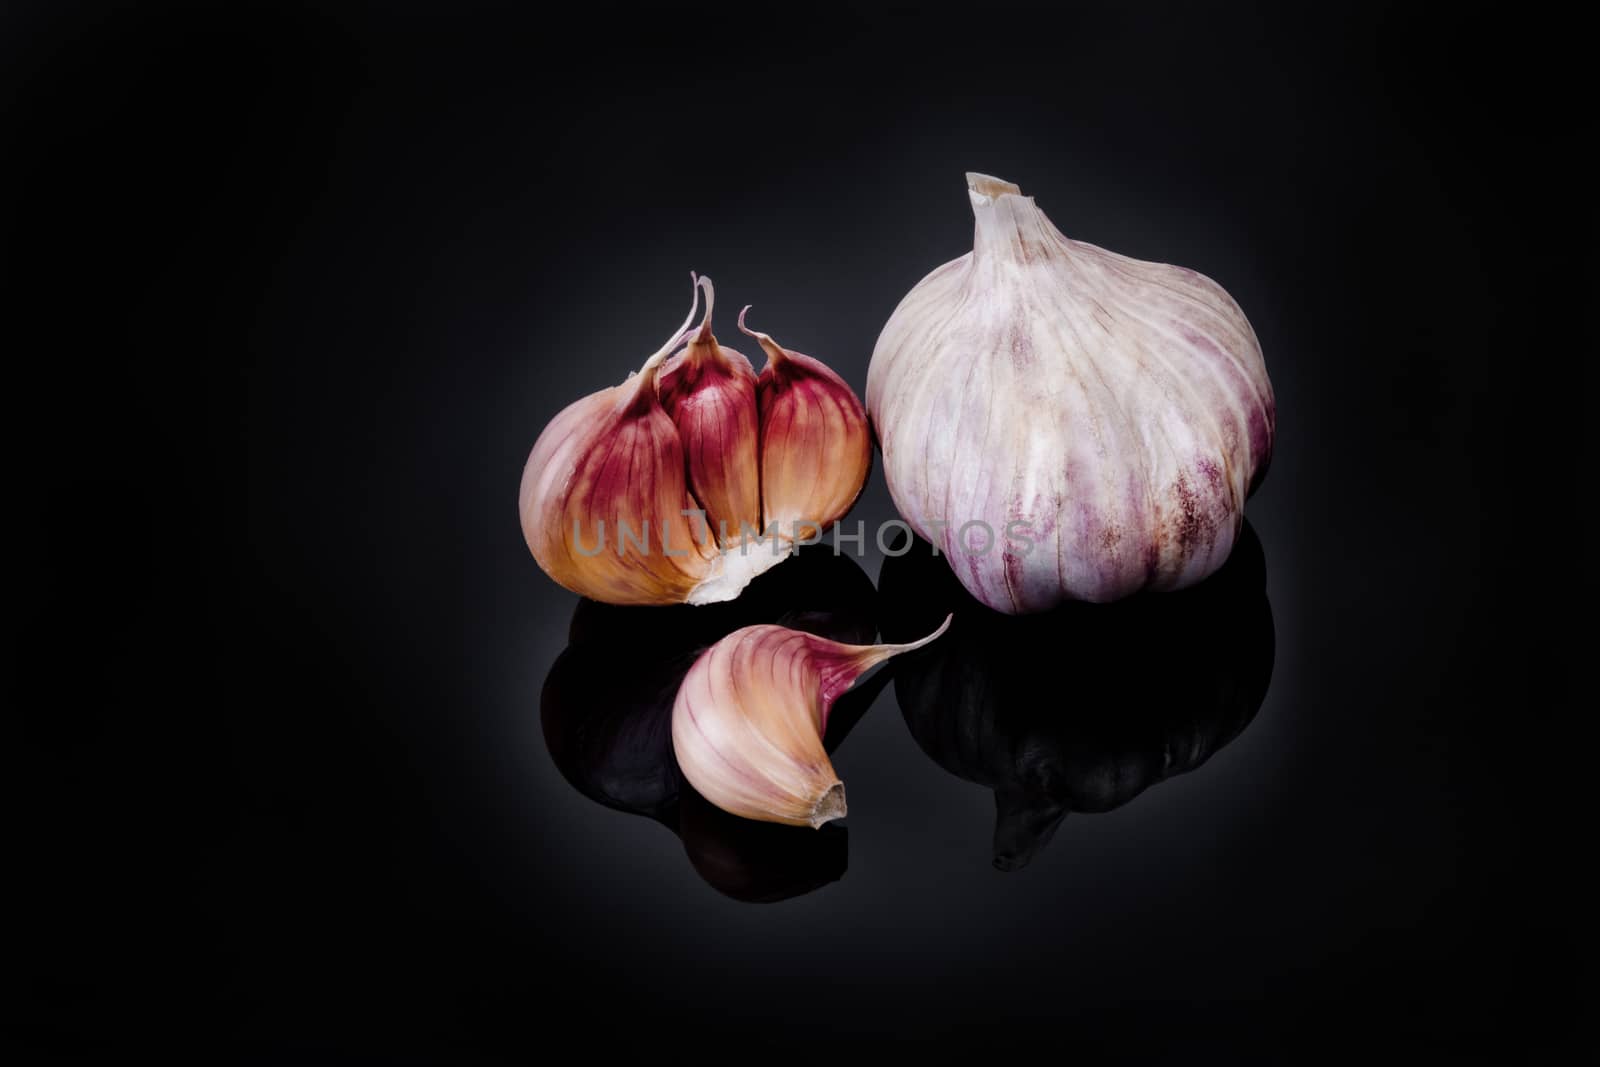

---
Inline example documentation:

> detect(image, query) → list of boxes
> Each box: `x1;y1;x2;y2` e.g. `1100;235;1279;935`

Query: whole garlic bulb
867;174;1275;611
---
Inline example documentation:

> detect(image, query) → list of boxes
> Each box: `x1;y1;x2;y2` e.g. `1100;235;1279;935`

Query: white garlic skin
867;174;1275;611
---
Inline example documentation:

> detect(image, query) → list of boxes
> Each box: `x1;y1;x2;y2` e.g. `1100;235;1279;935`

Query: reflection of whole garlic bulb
868;174;1275;611
879;523;1274;870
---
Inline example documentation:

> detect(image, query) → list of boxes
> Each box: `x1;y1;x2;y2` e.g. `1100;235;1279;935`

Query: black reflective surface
541;547;886;901
13;4;1580;1060
881;525;1273;870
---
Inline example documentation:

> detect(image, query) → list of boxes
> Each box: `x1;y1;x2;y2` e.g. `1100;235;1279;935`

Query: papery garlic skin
740;309;872;543
672;617;951;827
867;174;1275;611
657;278;762;543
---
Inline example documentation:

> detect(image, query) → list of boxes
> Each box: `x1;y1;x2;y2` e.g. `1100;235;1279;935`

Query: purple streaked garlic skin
671;617;951;828
866;173;1275;612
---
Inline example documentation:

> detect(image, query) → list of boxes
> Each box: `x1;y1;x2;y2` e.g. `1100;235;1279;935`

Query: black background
10;3;1582;1061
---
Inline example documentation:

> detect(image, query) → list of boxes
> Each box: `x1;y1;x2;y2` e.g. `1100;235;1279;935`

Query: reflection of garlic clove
739;308;871;543
519;277;719;606
671;616;952;827
657;278;762;544
868;173;1275;611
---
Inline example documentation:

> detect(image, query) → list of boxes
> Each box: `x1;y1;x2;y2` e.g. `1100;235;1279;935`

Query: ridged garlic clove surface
519;279;723;605
672;616;951;827
867;173;1276;612
657;278;762;543
740;309;872;542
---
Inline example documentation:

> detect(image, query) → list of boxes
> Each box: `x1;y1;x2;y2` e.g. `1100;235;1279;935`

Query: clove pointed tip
808;782;847;828
890;612;953;656
636;271;705;383
692;275;716;342
736;305;787;367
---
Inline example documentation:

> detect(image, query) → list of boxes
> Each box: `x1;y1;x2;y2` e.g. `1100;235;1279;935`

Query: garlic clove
867;173;1275;612
657;277;763;544
738;308;872;543
671;615;952;827
519;277;718;605
543;547;889;898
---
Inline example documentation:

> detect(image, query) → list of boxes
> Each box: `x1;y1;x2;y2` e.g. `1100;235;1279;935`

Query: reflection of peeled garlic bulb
868;174;1275;611
672;617;951;827
520;276;871;605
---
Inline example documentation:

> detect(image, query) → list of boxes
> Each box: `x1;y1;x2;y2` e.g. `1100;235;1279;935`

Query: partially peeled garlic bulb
672;617;951;827
868;174;1276;611
520;276;871;605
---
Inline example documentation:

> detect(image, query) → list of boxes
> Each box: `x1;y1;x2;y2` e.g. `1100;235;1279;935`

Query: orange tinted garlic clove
519;278;718;605
739;308;872;543
671;616;952;827
656;278;762;545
